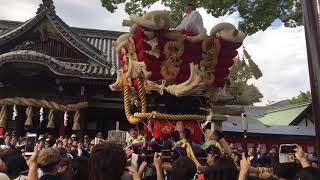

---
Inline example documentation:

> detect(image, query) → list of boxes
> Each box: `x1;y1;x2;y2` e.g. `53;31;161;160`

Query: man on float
176;2;206;35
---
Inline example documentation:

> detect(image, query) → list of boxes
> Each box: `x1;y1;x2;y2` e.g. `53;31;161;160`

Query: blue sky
0;0;311;105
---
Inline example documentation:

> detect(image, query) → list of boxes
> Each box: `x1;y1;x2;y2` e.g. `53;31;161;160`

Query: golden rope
123;76;143;124
0;105;7;128
24;106;33;126
123;75;207;124
137;79;147;113
133;112;206;121
0;97;88;111
72;110;81;131
47;109;55;129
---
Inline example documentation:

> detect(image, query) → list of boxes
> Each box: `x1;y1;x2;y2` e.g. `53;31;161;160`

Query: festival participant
2;136;12;149
71;142;89;158
176;2;205;34
83;135;91;151
173;128;192;148
3;150;28;179
293;145;320;179
10;136;18;149
127;128;145;146
205;157;239;180
206;145;222;167
248;146;260;167
37;148;63;180
238;153;251;180
64;157;89;180
171;156;197;180
89;142;140;180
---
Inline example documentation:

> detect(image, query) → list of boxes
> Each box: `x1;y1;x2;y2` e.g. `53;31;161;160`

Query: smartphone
25;134;37;156
279;144;296;163
94;137;100;145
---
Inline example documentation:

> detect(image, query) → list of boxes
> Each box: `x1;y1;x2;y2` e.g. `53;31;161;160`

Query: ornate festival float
110;10;263;165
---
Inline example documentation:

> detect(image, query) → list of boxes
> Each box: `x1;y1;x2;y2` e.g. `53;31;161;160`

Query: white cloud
0;0;310;105
245;26;309;105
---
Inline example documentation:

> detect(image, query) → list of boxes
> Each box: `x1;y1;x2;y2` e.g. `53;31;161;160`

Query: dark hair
89;143;127;180
294;167;320;180
205;157;238;180
273;162;302;179
5;150;28;176
65;157;89;180
183;128;192;141
171;157;197;180
249;146;257;151
59;157;70;169
185;2;196;10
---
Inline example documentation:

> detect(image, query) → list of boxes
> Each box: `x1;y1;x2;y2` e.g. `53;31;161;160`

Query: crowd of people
0;128;318;180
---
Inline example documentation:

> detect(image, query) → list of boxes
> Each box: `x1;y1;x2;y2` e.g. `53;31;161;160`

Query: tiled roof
0;19;125;69
257;102;311;125
223;121;315;136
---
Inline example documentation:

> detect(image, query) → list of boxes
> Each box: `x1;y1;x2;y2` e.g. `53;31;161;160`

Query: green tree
101;0;302;35
290;91;311;104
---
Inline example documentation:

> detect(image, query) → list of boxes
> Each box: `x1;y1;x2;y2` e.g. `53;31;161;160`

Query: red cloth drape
144;118;202;143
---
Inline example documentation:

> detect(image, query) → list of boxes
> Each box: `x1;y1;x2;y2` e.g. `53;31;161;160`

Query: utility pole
302;0;320;166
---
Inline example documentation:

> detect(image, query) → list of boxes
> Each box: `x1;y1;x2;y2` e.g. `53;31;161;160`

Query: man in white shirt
176;2;206;34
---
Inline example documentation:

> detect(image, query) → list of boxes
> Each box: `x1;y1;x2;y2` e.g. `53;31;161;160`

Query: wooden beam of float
201;106;245;116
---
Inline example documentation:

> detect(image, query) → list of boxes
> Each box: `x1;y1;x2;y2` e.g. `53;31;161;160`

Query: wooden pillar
16;106;26;137
302;0;320;166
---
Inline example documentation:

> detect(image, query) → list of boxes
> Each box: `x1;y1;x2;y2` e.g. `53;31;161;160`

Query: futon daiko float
110;10;262;163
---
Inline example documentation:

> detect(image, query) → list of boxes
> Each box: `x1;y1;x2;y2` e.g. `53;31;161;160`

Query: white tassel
39;107;44;124
12;105;17;121
64;111;68;126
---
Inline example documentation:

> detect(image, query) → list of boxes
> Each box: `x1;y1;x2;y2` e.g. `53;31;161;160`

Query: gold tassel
24;106;33;126
0;105;7;128
243;48;263;79
47;109;55;128
72;110;81;131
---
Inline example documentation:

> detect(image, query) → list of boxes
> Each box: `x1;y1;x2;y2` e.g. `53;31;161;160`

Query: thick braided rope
72;110;81;131
0;105;7;128
137;78;147;113
124;78;207;123
123;77;208;123
0;97;88;111
123;76;142;124
133;112;206;121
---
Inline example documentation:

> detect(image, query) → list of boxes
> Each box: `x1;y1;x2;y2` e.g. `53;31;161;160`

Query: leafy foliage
100;0;303;35
290;91;311;104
